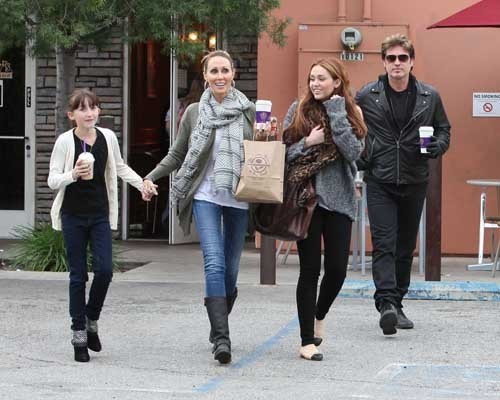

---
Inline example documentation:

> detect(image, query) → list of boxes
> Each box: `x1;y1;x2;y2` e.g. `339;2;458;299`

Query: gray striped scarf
171;87;251;200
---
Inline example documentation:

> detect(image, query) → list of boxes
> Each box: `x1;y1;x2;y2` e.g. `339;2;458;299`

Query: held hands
72;159;90;180
142;179;158;202
304;125;325;148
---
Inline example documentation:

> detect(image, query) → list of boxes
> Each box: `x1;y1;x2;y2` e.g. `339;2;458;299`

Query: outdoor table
466;179;500;271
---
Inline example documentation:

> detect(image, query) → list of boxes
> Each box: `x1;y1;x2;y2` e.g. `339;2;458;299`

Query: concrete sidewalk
1;239;500;399
1;239;500;301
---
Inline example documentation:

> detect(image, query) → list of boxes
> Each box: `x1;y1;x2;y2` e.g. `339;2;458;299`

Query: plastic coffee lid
78;152;95;162
255;100;272;110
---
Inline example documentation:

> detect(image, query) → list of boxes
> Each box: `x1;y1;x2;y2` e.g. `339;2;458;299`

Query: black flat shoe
313;337;323;347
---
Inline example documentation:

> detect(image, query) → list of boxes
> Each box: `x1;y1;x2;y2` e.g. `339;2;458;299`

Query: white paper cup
419;126;434;154
255;100;272;130
78;152;95;180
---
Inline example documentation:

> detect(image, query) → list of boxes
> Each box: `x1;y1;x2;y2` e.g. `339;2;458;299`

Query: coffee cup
78;152;95;180
419;126;434;154
255;100;272;130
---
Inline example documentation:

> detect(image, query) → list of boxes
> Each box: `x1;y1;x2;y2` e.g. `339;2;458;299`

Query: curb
340;279;500;301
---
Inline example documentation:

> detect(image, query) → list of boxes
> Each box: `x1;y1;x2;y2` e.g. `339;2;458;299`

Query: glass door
168;41;205;244
0;46;35;238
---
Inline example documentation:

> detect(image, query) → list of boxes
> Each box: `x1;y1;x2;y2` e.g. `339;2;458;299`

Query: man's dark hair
381;34;415;60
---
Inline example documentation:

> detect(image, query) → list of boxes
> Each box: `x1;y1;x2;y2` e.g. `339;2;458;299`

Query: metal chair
350;175;372;275
478;194;500;264
276;240;293;265
491;220;500;277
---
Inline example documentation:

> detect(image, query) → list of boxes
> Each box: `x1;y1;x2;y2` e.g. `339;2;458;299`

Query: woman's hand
254;116;278;141
72;159;90;180
304;125;325;148
142;179;158;202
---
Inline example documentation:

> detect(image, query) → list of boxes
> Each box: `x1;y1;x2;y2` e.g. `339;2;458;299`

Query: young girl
48;88;145;362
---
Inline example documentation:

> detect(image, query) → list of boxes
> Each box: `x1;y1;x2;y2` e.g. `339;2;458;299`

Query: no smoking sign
473;93;500;117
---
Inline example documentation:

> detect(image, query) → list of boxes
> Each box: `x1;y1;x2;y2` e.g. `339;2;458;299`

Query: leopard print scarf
285;106;339;183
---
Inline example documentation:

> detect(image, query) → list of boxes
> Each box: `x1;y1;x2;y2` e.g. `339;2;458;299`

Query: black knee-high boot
209;288;238;344
205;297;231;364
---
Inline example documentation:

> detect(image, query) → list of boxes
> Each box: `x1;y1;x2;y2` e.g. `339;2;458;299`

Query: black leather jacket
355;75;451;184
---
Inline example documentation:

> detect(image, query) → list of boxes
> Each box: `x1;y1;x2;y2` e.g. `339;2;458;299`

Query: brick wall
228;35;258;101
34;33;257;232
35;29;125;224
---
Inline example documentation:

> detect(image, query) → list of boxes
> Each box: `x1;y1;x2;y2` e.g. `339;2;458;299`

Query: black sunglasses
385;54;410;63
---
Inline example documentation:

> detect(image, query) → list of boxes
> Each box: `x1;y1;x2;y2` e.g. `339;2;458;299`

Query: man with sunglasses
355;34;451;336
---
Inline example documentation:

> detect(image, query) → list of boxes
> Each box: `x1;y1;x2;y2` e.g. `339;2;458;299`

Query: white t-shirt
194;127;249;210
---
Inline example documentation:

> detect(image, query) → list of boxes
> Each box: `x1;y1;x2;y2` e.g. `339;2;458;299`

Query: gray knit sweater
284;97;364;221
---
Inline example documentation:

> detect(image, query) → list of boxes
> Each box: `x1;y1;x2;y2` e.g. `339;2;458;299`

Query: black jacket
355;75;451;184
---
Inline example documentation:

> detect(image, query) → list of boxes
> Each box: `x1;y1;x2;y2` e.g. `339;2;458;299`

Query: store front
0;46;36;238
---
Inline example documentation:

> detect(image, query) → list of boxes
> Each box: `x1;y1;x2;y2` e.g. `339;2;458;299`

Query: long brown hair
284;58;367;144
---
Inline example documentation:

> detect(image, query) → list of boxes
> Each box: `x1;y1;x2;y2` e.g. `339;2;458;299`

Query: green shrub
10;223;121;272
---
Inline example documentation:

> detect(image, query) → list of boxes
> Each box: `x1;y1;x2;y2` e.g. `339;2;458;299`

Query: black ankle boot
86;318;102;352
72;330;90;362
74;346;90;362
205;297;231;364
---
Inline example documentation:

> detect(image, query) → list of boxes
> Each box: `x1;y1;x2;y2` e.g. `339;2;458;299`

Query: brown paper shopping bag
235;139;285;204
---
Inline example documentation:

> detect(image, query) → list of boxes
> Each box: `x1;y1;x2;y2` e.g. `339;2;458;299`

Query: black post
425;158;442;281
260;235;276;285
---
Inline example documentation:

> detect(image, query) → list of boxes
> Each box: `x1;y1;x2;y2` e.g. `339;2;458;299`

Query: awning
428;0;500;29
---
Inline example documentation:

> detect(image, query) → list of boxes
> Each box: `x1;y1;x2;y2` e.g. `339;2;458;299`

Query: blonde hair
201;50;234;72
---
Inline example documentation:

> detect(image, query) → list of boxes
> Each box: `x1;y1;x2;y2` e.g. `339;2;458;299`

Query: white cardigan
48;127;144;230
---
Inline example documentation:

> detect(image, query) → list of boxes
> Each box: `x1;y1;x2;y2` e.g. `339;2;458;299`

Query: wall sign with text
473;93;500;117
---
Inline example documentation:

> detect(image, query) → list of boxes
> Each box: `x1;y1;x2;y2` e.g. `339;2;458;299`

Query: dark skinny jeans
61;212;113;331
296;206;352;346
366;180;427;311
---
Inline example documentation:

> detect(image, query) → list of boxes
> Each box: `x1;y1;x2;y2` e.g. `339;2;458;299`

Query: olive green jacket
145;102;256;235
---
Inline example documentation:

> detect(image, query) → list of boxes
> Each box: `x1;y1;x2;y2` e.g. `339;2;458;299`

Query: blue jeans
192;200;248;297
61;212;113;331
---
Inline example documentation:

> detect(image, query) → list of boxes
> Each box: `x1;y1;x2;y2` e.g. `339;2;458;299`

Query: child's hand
142;179;158;202
72;159;90;180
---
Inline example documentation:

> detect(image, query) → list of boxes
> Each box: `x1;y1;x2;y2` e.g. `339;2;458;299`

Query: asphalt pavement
1;240;499;399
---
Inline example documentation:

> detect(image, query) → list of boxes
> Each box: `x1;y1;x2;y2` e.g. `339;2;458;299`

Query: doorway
0;46;35;238
127;40;203;242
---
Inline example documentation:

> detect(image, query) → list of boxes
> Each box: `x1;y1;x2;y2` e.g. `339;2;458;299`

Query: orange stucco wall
257;0;500;256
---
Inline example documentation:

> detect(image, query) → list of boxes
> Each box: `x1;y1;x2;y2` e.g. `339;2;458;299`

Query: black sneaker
396;307;414;329
379;303;397;335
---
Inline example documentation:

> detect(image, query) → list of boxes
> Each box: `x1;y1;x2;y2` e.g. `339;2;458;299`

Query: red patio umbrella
428;0;500;28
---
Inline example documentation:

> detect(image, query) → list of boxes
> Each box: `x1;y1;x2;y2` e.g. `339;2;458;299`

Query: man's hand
425;136;445;158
